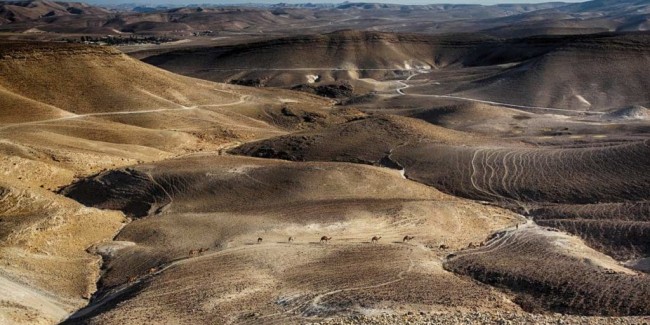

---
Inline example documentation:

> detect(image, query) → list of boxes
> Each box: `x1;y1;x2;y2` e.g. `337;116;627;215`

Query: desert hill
57;155;563;324
0;0;108;24
445;223;650;316
231;114;498;164
232;119;650;205
445;32;650;111
57;152;650;322
0;41;337;324
482;0;650;37
604;105;650;120
230;114;650;309
0;41;335;158
0;41;241;115
0;3;649;324
142;30;462;86
144;31;650;111
0;1;564;30
1;0;649;39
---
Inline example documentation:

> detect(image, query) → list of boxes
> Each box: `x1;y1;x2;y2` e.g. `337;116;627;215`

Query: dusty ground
0;35;648;325
144;31;650;112
0;41;340;324
311;312;650;325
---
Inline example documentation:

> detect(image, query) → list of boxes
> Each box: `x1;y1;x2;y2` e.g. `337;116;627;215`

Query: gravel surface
308;312;650;325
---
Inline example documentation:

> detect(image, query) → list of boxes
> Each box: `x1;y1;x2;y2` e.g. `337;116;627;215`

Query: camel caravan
127;234;468;284
189;247;210;257
251;234;419;245
182;234;472;256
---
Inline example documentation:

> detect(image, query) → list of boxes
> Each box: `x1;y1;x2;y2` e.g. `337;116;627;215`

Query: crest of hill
0;40;334;178
146;30;650;111
557;0;650;14
603;105;649;120
145;30;499;70
230;114;494;165
143;30;509;86
483;0;650;37
452;32;650;111
330;2;568;14
0;41;241;117
0;0;109;24
106;7;295;34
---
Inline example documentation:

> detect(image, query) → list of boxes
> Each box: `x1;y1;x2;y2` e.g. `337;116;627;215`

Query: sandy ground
0;40;648;324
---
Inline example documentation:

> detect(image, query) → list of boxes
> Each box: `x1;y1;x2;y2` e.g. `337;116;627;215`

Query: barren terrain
144;30;650;112
0;1;649;324
59;155;522;324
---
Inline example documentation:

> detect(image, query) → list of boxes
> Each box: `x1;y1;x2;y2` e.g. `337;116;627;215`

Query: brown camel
189;249;200;257
257;237;263;244
371;236;382;243
320;236;332;243
288;236;295;243
403;235;415;242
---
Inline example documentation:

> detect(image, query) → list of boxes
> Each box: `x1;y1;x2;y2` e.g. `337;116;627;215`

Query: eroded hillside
0;25;648;325
0;41;340;324
145;31;650;112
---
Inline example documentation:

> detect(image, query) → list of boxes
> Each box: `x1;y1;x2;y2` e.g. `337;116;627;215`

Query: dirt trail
64;244;257;321
0;92;248;131
453;219;637;276
0;274;72;324
393;72;603;116
305;255;415;315
410;94;604;116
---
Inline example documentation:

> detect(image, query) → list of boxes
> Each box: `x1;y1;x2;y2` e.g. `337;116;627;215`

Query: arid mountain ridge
0;0;649;37
144;30;650;111
0;0;108;24
0;1;649;324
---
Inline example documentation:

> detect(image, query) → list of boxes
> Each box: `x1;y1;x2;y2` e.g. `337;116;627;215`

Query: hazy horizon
83;0;586;6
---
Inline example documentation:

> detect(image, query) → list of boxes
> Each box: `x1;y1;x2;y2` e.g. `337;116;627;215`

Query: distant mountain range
0;0;109;24
0;0;649;37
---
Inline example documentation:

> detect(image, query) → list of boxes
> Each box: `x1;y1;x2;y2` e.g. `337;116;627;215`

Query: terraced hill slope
230;113;650;318
1;20;649;325
0;41;334;324
146;31;650;112
0;0;108;24
58;155;521;324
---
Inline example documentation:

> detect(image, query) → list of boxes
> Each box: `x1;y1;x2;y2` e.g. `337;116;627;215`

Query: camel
148;267;158;274
127;275;137;283
439;244;449;250
257;237;263;244
403;235;415;242
371;236;382;243
288;236;294;243
189;249;200;257
320;236;332;243
199;247;210;254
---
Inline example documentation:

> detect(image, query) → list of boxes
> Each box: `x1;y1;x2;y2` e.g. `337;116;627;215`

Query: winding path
0;92;248;131
393;70;603;116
